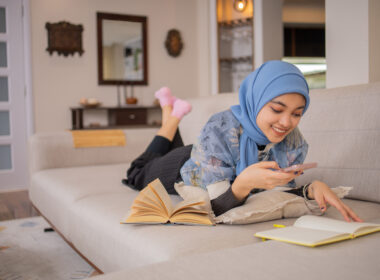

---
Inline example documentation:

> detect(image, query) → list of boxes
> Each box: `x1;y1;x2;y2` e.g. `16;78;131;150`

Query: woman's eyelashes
270;107;282;113
292;112;302;117
270;107;302;117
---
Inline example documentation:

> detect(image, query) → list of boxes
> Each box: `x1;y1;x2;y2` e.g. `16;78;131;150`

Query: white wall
196;0;212;97
325;0;369;88
325;0;380;88
283;0;325;24
31;0;207;132
254;0;283;69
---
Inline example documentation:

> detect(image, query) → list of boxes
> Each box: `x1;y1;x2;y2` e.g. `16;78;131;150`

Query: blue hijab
230;60;310;175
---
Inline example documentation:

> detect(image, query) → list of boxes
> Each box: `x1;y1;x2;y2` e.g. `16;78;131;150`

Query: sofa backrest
29;128;158;174
182;82;380;203
297;82;380;203
179;93;239;145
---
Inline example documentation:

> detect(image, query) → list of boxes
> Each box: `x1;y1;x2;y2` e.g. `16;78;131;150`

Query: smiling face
256;93;306;143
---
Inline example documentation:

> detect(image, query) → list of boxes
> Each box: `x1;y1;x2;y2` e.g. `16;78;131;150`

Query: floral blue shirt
180;110;308;189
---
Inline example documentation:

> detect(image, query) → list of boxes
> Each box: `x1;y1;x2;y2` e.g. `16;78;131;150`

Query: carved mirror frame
97;12;148;85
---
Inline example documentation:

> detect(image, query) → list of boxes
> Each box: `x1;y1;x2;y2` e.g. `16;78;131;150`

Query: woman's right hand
231;161;301;200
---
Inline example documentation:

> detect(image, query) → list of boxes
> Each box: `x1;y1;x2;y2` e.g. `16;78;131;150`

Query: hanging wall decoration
165;29;183;57
46;21;84;57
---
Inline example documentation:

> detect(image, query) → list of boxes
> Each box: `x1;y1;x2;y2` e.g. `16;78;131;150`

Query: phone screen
281;162;317;173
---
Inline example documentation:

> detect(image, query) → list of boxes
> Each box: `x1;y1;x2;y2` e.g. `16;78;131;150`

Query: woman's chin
268;137;283;143
267;133;287;143
266;127;292;143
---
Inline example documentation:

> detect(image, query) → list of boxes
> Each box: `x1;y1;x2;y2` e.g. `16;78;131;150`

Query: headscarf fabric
230;60;310;175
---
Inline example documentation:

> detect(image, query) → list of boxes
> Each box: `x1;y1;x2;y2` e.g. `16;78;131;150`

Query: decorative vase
126;97;138;104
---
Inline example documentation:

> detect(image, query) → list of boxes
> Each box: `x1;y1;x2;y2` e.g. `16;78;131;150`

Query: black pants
122;130;192;194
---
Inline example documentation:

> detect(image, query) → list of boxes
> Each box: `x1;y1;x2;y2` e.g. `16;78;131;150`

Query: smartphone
281;162;317;173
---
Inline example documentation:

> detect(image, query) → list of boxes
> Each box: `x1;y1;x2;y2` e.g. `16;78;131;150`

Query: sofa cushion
29;163;130;238
68;186;380;272
179;94;239;145
31;161;380;273
68;190;295;273
297;83;380;203
28;129;157;173
89;221;380;280
175;182;352;224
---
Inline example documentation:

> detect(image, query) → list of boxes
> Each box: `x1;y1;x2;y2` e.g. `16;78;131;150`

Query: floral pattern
180;110;308;189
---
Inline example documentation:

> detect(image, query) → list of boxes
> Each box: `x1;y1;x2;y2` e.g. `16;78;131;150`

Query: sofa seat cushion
29;161;380;273
68;186;380;273
323;198;380;222
89;223;380;280
68;190;300;273
29;163;130;239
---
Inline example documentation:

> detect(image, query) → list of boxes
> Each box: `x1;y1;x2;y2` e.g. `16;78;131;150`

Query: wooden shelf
218;17;252;28
70;105;159;110
79;124;161;130
70;106;161;130
219;56;252;64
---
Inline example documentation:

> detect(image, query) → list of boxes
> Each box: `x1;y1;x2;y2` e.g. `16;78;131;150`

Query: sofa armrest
28;129;157;174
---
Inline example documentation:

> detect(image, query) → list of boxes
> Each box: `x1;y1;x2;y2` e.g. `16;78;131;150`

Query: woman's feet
171;99;192;120
155;87;192;120
155;86;192;141
155;87;176;107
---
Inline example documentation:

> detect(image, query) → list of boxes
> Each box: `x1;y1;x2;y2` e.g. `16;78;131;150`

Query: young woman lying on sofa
123;60;362;223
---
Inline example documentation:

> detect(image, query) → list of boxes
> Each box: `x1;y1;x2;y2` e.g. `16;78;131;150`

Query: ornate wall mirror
97;12;148;85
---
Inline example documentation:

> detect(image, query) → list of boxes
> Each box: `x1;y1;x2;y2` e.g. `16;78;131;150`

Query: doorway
216;0;254;93
0;0;30;191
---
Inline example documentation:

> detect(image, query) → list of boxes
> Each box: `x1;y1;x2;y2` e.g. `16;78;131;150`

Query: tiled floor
0;190;39;221
0;190;101;277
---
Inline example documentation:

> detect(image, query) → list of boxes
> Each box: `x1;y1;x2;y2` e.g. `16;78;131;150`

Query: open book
254;215;380;247
121;179;214;226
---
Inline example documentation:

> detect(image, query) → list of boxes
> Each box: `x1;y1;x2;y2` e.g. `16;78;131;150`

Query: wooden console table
70;105;161;130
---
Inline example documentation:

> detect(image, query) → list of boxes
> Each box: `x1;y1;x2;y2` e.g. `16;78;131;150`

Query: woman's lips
271;126;288;136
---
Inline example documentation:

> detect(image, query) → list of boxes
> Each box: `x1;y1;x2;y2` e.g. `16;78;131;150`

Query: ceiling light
233;0;247;12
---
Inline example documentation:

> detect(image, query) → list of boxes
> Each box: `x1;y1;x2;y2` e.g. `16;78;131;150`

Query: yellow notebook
121;179;215;226
254;215;380;247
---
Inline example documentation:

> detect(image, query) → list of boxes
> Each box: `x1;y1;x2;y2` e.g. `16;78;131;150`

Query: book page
255;226;350;247
351;225;380;237
172;199;206;216
149;179;173;216
170;212;214;226
133;199;163;213
123;214;168;224
131;201;164;216
172;208;209;216
139;184;166;211
295;215;380;235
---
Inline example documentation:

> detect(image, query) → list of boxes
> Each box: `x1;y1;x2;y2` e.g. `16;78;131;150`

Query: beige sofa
29;83;380;279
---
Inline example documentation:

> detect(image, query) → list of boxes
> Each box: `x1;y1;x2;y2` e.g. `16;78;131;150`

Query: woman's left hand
307;180;363;222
